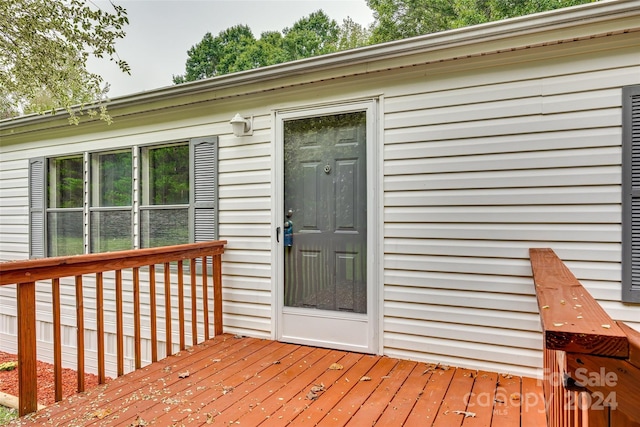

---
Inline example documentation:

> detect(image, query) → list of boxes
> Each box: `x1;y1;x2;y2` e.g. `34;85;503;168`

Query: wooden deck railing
530;248;640;427
0;240;226;416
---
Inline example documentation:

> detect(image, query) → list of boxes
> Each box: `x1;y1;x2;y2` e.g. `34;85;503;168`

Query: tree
337;17;372;51
173;25;257;83
366;0;596;43
174;10;344;84
282;11;340;60
0;0;129;124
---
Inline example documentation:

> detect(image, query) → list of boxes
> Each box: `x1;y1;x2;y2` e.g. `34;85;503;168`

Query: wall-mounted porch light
230;113;253;137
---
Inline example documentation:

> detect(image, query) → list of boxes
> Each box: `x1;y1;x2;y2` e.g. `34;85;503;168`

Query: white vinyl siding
217;120;272;337
381;49;638;376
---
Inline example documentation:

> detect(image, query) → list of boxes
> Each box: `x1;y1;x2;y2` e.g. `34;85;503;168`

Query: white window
29;137;218;257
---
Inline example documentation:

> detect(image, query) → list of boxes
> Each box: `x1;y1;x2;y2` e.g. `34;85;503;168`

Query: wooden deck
9;334;546;426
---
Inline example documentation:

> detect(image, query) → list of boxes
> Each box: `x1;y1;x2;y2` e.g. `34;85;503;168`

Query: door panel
280;109;370;352
284;112;367;314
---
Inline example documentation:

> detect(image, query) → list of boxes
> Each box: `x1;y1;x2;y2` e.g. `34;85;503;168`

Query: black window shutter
623;85;640;303
191;137;218;243
29;158;46;258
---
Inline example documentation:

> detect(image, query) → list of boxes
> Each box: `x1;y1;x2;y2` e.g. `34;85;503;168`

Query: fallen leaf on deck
553;323;564;327
91;408;112;419
453;410;476;418
329;363;343;370
360;376;371;382
178;371;190;378
601;324;611;329
206;413;215;424
130;416;147;426
510;393;521;401
306;391;318;400
310;383;325;393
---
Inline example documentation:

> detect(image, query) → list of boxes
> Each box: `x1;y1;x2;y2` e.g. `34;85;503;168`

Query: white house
1;0;639;379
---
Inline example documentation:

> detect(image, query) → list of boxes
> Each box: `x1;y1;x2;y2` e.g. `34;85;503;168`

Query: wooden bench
530;248;640;427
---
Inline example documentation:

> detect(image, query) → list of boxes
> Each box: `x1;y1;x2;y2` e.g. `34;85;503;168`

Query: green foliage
337;17;371;51
0;0;129;123
282;10;340;60
174;10;350;84
0;361;17;371
0;406;18;425
366;0;597;43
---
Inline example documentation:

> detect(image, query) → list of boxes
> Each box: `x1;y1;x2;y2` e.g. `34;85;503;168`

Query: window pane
142;144;189;205
48;156;83;208
90;210;132;253
140;209;188;248
47;211;83;256
92;151;132;207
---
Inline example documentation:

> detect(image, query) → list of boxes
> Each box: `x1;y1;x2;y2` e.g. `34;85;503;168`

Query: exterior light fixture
230;113;253;137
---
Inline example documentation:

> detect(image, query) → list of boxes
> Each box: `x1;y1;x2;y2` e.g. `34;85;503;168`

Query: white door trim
271;99;380;354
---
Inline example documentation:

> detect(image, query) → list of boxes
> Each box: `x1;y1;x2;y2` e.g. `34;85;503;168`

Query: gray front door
279;109;372;352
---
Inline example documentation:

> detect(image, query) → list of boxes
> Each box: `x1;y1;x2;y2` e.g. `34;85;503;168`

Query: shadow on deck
10;334;545;426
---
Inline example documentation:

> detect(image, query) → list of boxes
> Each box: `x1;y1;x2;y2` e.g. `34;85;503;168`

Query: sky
90;0;374;98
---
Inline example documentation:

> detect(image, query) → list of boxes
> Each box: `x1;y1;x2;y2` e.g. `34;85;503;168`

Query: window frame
29;136;218;258
138;142;191;249
89;148;134;253
46;153;86;257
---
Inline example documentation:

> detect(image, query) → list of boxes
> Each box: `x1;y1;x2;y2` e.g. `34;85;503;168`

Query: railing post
17;282;37;416
213;254;223;336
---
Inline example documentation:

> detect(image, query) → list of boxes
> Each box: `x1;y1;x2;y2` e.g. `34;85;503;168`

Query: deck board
9;334;546;426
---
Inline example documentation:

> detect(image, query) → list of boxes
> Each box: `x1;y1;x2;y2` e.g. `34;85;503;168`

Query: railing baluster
75;275;85;392
17;281;37;416
96;272;105;384
164;262;172;356
190;258;197;346
0;241;227;416
213;254;223;336
115;269;124;377
202;256;209;340
133;267;141;370
149;264;158;363
52;278;62;402
178;261;185;350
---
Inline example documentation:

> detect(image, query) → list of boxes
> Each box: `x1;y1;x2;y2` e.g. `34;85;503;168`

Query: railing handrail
529;248;628;358
0;240;227;417
0;240;227;285
530;248;640;427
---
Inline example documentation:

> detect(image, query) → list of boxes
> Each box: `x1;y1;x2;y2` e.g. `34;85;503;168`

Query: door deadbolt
324;164;331;174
